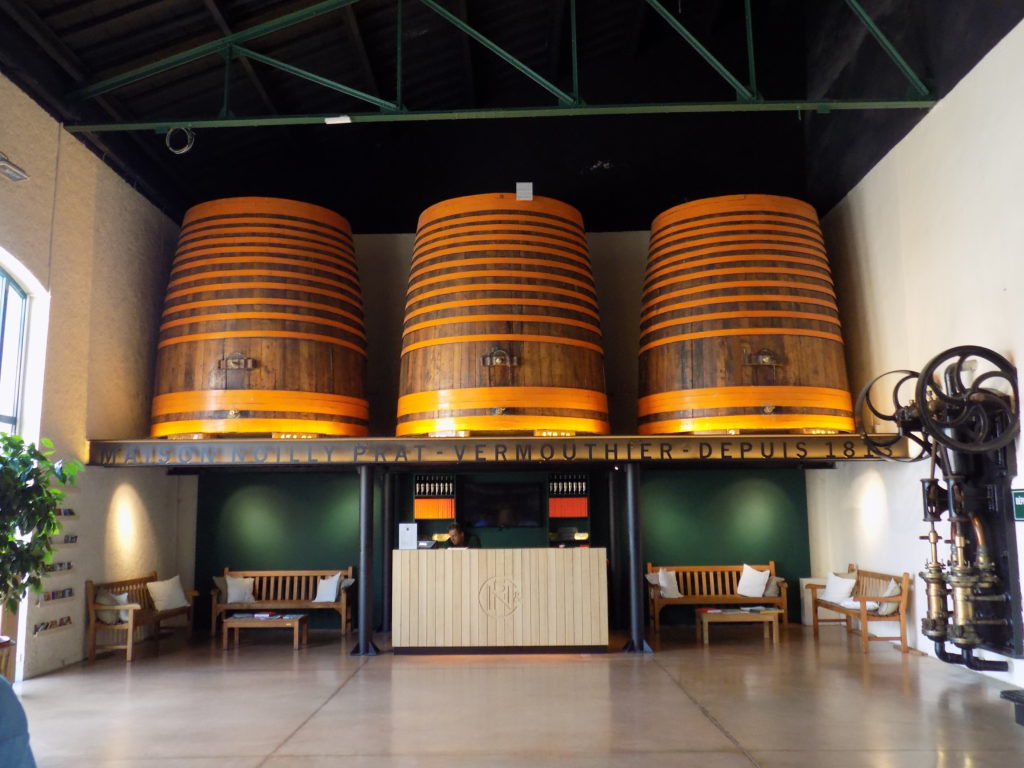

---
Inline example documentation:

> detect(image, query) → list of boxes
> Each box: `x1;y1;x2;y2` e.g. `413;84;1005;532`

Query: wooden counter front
392;548;608;651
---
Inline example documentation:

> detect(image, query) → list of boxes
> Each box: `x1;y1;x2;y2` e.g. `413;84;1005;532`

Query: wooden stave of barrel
151;196;368;438
638;194;854;435
397;193;610;437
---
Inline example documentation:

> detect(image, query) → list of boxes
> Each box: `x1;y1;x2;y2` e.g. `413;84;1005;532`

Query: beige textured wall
0;78;60;283
589;232;646;434
1;72;195;679
355;233;415;435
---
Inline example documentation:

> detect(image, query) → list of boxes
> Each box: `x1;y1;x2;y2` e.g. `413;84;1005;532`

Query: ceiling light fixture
0;153;29;182
324;115;352;125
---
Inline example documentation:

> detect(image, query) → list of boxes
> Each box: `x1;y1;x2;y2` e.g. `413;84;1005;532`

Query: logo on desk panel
479;577;521;617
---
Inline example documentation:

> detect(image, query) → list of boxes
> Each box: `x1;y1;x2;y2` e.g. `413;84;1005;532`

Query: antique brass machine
858;345;1022;670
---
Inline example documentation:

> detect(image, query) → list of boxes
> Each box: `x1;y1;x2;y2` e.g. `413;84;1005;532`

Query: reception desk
392;548;608;652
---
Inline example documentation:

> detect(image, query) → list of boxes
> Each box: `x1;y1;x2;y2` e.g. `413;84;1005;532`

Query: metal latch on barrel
743;346;783;389
218;354;257;370
481;346;518;367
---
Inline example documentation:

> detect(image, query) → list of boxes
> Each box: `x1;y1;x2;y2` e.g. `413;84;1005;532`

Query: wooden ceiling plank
453;0;476;107
200;0;279;114
342;5;379;97
546;0;567;82
69;0;363;101
645;0;754;101
625;0;648;59
0;0;192;204
0;0;87;80
421;0;576;107
843;0;930;97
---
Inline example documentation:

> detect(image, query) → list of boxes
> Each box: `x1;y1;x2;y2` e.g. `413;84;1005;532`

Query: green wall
194;467;810;630
195;471;372;630
640;467;809;623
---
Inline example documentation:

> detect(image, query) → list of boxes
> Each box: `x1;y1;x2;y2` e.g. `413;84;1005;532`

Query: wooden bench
646;562;789;631
86;573;197;662
210;568;353;638
805;564;910;653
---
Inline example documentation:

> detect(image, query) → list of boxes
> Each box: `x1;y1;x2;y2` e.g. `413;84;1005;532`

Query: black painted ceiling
1;0;1021;232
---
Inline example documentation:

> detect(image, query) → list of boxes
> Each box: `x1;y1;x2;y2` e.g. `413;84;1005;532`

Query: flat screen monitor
460;480;544;528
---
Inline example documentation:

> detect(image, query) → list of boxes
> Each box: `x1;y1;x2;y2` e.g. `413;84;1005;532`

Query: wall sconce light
0;153;29;182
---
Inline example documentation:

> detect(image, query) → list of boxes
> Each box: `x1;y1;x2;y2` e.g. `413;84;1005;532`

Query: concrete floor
11;623;1024;767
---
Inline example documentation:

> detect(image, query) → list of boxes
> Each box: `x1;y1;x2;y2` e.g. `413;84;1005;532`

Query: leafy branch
0;435;82;614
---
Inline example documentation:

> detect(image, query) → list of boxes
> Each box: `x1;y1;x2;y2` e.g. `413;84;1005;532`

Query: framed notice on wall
1012;490;1024;521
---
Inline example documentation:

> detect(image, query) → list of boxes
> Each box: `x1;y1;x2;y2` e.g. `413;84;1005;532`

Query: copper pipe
969;512;1000;588
970;514;988;550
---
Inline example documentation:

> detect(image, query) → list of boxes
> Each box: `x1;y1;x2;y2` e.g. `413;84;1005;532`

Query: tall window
0;268;27;433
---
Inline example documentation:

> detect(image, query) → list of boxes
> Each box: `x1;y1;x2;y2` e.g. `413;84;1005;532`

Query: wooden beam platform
88;434;907;468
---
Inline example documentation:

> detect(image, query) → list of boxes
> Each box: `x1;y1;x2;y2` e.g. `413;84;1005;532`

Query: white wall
0;72;194;679
810;19;1024;684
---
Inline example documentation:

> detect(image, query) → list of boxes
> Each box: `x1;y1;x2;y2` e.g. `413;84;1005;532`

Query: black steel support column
379;470;396;633
607;468;620;628
351;464;379;655
622;462;651;653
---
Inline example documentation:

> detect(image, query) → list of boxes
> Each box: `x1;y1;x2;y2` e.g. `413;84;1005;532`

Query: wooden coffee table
697;609;781;645
222;614;308;650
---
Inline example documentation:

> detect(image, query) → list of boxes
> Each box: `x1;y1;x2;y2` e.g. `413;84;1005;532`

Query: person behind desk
446;522;480;549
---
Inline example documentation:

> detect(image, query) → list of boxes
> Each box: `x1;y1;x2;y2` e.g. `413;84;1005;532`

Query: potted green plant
0;435;81;615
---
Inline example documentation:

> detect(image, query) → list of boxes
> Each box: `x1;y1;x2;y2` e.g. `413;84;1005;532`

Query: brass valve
919;525;950;641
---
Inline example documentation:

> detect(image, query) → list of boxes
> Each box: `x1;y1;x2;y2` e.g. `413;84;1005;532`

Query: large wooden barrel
397;193;609;436
151;197;368;438
638;194;854;435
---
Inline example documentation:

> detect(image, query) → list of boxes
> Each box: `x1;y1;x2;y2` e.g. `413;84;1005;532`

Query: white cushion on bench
876;578;901;616
820;572;857;603
95;589;129;624
147;575;189;611
658;569;682;598
839;597;880;612
225;575;256;603
737;564;770;597
313;572;342;602
763;575;784;597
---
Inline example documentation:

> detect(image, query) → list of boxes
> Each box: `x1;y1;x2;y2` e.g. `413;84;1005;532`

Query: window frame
0;266;28;433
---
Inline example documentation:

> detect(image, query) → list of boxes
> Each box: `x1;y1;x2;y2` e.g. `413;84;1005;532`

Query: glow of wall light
849;468;889;539
222;487;289;555
106;483;156;575
718;478;792;545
